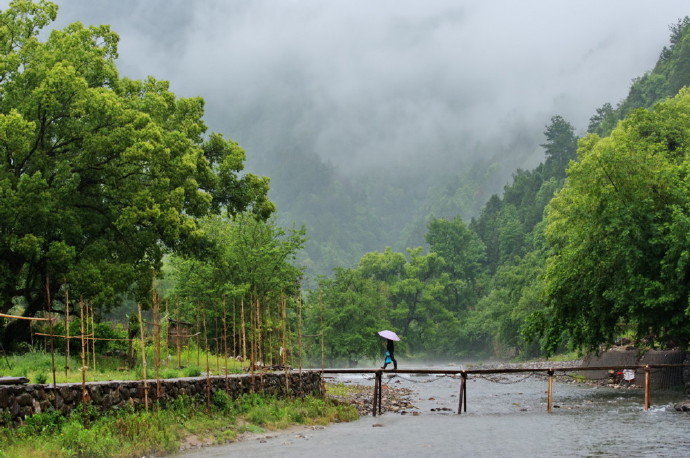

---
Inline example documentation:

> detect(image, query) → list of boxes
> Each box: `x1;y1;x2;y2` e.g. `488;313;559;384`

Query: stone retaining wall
0;371;322;424
582;349;688;389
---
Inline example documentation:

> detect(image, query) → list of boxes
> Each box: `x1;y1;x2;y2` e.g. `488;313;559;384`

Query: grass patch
0;393;358;457
326;382;369;397
545;351;581;362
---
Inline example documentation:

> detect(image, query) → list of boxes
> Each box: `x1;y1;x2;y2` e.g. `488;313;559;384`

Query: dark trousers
382;353;397;370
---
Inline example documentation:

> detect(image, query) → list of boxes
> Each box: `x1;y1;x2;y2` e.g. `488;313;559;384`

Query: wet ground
180;368;690;457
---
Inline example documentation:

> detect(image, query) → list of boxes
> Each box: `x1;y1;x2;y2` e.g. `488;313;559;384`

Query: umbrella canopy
377;330;400;341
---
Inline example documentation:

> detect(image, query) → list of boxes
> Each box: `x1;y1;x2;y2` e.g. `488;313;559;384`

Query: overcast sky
8;0;690;174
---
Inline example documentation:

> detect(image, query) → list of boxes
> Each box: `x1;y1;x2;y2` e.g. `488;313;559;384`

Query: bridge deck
313;364;690;416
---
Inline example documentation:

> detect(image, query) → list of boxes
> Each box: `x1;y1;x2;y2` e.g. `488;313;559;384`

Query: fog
38;0;689;174
4;0;690;272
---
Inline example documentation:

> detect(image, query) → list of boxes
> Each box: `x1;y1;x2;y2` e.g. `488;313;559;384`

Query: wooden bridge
318;364;690;416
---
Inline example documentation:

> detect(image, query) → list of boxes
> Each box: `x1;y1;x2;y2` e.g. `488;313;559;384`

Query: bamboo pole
223;307;229;393
547;371;553;413
175;300;182;369
256;297;262;368
297;295;303;391
196;314;201;367
215;315;220;374
250;296;255;372
65;287;70;377
0;312;54;321
153;291;161;400
164;298;169;361
241;298;247;362
319;290;325;371
45;276;56;388
137;304;149;412
90;303;97;372
232;300;237;358
250;296;256;390
203;311;211;411
79;299;88;404
282;294;289;395
644;365;651;411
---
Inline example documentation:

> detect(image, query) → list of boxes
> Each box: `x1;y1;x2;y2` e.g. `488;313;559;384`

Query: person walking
381;337;397;370
377;330;400;370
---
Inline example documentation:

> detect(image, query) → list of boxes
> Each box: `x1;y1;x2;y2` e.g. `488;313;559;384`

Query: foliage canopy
0;1;273;345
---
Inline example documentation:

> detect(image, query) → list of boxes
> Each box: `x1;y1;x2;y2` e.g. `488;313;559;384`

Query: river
181;368;690;457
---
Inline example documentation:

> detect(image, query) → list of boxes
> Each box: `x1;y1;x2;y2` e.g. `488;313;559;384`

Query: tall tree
0;1;273;346
531;90;690;354
541;115;578;179
426;217;485;309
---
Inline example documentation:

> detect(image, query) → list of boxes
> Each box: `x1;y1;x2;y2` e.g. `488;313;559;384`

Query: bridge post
463;373;467;412
547;369;554;413
644;365;651;411
377;371;383;415
458;371;467;414
372;370;379;417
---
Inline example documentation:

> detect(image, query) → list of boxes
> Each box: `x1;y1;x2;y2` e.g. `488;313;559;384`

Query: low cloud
11;0;690;175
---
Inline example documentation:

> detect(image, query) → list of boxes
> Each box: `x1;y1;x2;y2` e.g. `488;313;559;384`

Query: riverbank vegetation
0;393;358;457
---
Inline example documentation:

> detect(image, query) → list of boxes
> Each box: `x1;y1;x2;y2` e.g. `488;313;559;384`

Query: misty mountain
28;0;690;276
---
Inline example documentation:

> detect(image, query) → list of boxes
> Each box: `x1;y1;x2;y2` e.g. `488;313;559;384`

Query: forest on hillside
1;1;689;370
307;17;690;363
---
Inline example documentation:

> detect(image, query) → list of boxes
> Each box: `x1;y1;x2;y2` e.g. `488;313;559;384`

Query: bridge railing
315;364;690;416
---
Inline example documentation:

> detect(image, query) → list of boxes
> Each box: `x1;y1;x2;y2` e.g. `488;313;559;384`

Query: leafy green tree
308;268;388;365
373;248;450;353
531;90;690;354
167;214;305;363
541;115;578;179
588;103;618;137
426;217;485;309
0;1;272;346
589;17;690;137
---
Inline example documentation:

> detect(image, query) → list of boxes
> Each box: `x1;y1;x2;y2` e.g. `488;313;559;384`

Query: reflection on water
182;366;690;458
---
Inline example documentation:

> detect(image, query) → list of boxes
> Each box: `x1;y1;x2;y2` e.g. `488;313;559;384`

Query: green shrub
33;373;47;384
0;392;357;457
59;420;120;457
184;366;202;377
212;390;230;410
20;411;65;435
161;369;179;379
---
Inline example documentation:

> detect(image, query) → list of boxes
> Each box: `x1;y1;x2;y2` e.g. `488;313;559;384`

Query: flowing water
181;367;690;457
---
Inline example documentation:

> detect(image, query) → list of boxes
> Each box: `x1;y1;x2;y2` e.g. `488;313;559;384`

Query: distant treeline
306;17;690;363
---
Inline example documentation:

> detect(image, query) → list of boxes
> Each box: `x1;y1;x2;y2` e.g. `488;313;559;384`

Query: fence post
137;304;149;412
644;365;651;411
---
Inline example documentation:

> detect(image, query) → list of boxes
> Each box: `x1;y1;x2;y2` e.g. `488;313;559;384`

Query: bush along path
0;392;358;457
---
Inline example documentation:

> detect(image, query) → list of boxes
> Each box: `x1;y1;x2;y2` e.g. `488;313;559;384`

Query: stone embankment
0;371;322;423
328;379;416;416
582;348;689;390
